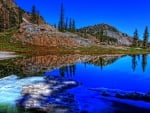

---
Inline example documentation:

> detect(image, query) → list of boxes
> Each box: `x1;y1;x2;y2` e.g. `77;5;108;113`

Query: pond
0;54;150;113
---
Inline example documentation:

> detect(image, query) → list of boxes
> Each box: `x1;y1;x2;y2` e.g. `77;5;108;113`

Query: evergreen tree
69;18;72;32
36;10;40;25
31;5;37;24
3;8;8;31
72;19;76;32
84;29;87;38
0;12;4;32
133;29;139;47
9;10;16;27
143;26;149;47
99;29;103;42
18;8;23;24
65;18;68;31
58;3;65;32
68;18;76;32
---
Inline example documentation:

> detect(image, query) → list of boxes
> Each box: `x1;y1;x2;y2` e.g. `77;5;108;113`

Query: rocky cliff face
103;29;133;45
78;24;133;46
13;23;95;47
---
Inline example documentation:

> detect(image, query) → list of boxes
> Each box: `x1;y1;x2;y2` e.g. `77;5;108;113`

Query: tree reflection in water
0;54;134;78
59;64;76;77
85;56;122;70
131;54;148;72
131;55;137;72
142;54;147;72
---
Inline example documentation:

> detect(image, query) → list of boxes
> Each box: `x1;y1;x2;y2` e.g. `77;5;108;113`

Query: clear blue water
44;54;150;113
45;55;150;92
1;54;150;113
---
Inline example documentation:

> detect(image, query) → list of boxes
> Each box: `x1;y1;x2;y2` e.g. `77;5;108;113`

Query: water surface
0;54;150;113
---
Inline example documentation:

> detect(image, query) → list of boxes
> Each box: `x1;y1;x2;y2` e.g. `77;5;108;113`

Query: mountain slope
0;0;44;31
13;23;96;47
0;0;133;48
78;24;133;45
0;0;96;48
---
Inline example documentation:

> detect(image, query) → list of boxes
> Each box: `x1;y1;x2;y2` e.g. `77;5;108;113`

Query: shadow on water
112;102;150;113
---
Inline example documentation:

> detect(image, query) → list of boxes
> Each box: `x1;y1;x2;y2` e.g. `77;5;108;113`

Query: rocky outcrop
103;29;133;45
78;24;133;45
13;23;95;47
17;76;79;113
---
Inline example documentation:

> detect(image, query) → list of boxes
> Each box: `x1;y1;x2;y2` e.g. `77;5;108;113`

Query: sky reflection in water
44;54;150;113
45;55;150;92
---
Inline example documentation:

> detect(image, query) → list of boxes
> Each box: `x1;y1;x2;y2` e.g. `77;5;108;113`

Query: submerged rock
17;76;80;113
89;88;150;102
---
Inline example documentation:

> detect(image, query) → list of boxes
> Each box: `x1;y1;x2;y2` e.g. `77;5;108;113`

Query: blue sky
14;0;150;37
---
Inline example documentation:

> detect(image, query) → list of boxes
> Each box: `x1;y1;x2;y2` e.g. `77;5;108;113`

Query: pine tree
58;3;65;32
3;8;7;31
143;26;149;47
0;11;4;32
9;10;16;27
99;29;103;42
84;29;87;38
69;18;72;32
31;5;37;24
133;29;139;47
36;10;40;25
18;8;23;24
68;18;76;32
72;19;76;32
65;18;68;31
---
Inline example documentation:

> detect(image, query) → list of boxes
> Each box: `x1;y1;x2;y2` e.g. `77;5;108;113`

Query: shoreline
1;46;150;57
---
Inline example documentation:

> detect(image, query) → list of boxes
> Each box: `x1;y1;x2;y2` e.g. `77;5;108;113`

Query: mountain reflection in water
0;54;150;113
0;54;149;78
0;54;123;78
